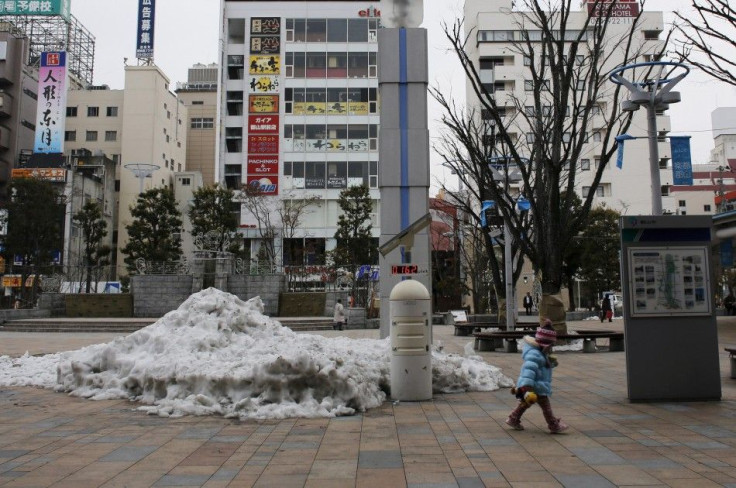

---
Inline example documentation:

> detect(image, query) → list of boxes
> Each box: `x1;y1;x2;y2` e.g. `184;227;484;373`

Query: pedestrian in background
333;299;345;331
601;294;613;323
523;292;534;315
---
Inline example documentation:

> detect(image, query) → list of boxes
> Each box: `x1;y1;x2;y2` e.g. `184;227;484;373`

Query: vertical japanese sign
33;52;67;154
246;16;281;196
136;0;156;59
671;136;693;186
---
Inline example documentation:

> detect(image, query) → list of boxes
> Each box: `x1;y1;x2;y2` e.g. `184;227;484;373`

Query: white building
64;65;188;274
218;1;381;266
463;0;674;215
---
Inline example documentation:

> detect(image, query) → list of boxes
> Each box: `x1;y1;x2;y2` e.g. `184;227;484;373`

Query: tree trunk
539;293;567;335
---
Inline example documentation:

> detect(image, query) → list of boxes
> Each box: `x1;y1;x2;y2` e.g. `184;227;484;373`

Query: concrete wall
131;275;194;317
38;293;66;317
65;294;133;317
227;275;285;317
0;308;51;321
279;293;326;317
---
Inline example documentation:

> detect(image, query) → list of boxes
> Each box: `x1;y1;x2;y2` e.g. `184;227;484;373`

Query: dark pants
524;306;532;315
333;321;344;331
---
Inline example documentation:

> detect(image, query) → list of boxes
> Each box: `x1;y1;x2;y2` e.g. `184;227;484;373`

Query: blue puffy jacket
516;337;554;396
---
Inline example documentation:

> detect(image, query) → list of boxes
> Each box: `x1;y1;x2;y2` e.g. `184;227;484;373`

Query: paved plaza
1;317;735;487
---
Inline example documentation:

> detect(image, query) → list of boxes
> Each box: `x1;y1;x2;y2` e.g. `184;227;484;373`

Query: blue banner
136;0;156;59
722;240;734;268
615;134;635;169
671;136;693;185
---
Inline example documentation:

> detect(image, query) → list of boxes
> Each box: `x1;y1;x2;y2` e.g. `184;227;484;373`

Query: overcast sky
70;0;736;175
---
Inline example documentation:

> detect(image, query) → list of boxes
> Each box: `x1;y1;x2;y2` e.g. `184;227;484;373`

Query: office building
219;1;381;266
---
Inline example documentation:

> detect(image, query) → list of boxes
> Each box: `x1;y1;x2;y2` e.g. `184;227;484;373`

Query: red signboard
588;0;639;17
247;155;279;175
247;175;279;195
248;114;279;134
248;135;279;154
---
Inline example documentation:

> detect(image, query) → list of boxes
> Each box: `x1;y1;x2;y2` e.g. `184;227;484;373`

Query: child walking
506;319;568;433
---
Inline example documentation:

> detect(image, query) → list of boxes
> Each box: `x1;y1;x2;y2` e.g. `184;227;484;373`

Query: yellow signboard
249;55;280;75
2;275;22;287
348;102;369;115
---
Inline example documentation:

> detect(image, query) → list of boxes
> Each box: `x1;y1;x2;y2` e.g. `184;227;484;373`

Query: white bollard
390;280;432;401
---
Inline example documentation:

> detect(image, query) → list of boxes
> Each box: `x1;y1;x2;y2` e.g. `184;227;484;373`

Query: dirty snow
0;288;513;419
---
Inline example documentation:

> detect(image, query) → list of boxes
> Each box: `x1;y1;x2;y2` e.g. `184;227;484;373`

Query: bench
473;330;624;353
453;321;499;336
726;348;736;379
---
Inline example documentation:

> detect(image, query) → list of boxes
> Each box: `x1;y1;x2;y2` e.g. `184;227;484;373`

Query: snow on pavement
0;288;513;419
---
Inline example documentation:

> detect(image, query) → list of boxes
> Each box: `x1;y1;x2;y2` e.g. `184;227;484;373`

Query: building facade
463;0;672;216
219;0;381;266
176;63;218;186
64;65;188;274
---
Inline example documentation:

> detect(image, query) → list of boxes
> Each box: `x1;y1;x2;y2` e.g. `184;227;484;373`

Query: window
704;204;712;212
180;177;191;186
678;200;686;207
225;127;242;153
661;185;670;196
227;54;245;80
86;130;98;141
348;18;368;42
114;180;120;191
524;80;534;91
228;18;245;44
594;157;601;169
593;132;602;143
582;186;605;198
106;106;118;117
87;106;99;117
525;106;535;116
66;106;78;117
105;130;117;141
327;19;347;42
643;30;661;40
64;130;76;141
307;18;327;42
191;117;214;129
523;55;531;66
581;159;590;171
227;91;243;116
526;133;535;143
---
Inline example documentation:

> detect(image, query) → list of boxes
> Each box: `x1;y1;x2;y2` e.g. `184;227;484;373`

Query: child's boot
505;402;529;430
538;396;568;434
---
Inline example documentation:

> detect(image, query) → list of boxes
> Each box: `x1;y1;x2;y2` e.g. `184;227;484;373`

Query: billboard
248;115;279;134
247;156;279;175
247;176;279;195
0;0;70;19
249;95;279;113
248;135;279;154
249;55;280;75
33;52;67;155
136;0;156;59
11;168;67;182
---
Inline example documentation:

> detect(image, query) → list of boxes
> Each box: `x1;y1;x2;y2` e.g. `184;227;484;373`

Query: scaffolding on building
0;14;95;87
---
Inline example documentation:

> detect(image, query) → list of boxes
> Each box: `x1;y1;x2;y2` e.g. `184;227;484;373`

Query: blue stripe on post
399;28;409;235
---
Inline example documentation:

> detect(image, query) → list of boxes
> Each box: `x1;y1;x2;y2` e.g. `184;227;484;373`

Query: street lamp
609;61;689;215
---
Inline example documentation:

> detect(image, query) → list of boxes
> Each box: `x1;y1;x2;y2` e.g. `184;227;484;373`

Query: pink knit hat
535;320;557;346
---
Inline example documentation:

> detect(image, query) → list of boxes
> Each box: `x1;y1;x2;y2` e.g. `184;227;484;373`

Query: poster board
627;246;710;317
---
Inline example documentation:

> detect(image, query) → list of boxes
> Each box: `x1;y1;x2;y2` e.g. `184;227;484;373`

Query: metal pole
504;222;515;330
647;104;662;215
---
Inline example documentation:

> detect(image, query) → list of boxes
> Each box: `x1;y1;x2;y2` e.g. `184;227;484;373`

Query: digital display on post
392;264;419;275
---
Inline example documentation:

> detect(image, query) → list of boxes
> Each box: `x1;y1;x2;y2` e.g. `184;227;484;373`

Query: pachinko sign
33;52;68;154
247;176;279;195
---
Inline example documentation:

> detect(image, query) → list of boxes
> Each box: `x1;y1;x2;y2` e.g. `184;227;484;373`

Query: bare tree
675;0;736;87
240;185;321;266
437;0;666;328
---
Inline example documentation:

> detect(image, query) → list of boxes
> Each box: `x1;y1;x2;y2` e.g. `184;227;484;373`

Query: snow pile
0;288;512;419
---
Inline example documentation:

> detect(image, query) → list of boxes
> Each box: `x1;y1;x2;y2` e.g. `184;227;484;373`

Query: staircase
0;316;336;333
